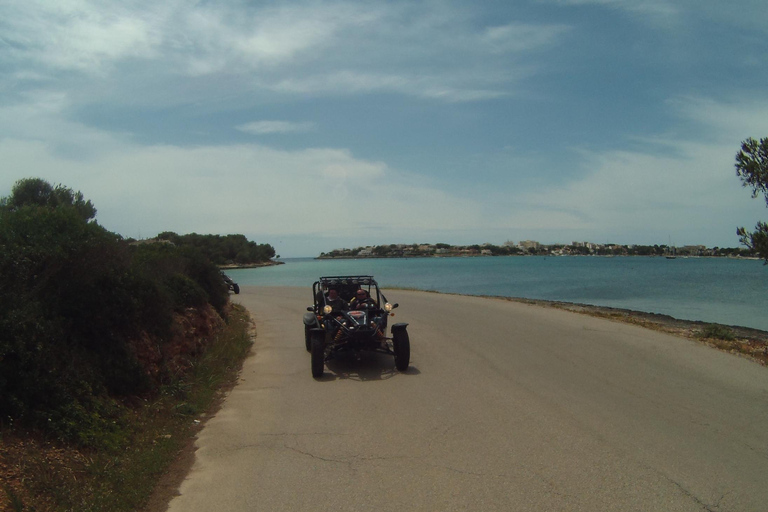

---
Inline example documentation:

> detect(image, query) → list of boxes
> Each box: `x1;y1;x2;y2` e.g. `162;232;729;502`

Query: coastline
219;260;284;269
316;254;761;260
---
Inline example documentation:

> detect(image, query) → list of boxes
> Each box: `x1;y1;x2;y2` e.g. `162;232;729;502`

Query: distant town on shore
318;241;755;259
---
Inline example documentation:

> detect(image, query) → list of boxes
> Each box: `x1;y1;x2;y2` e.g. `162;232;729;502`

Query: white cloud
481;97;768;246
0;132;482;241
2;2;765;255
667;96;768;142
237;121;315;135
268;71;512;102
174;3;381;75
1;1;567;105
0;90;129;158
0;1;160;73
3;92;766;251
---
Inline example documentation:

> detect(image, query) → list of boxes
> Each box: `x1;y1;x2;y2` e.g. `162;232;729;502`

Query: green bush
0;178;234;446
698;324;735;341
166;273;209;310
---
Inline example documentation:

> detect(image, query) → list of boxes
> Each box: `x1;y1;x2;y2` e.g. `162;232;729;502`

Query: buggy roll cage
312;275;390;309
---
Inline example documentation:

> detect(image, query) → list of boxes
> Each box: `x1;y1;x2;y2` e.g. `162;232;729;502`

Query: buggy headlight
384;302;393;312
323;305;332;315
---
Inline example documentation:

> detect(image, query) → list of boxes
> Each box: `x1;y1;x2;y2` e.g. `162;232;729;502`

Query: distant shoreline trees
155;232;276;266
318;242;753;259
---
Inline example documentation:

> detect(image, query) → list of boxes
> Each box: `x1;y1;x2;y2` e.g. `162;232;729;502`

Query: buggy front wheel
311;334;325;378
393;329;410;372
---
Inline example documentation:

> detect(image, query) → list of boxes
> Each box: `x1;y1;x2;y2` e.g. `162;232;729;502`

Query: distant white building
518;240;540;250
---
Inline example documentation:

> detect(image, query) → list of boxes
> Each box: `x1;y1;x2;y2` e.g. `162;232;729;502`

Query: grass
0;303;253;512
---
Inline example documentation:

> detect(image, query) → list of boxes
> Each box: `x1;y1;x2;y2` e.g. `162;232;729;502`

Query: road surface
167;286;768;511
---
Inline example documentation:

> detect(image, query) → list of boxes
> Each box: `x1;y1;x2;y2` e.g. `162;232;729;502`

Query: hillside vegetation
0;178;262;510
155;231;276;266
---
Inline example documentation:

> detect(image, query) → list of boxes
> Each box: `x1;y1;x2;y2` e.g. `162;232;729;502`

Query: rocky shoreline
218;260;284;270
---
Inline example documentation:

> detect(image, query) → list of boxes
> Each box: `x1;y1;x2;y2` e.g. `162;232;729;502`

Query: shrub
0;178;233;446
698;324;735;341
166;273;209;310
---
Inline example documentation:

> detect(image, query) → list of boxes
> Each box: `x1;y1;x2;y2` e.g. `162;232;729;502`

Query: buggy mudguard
391;322;409;333
303;312;319;327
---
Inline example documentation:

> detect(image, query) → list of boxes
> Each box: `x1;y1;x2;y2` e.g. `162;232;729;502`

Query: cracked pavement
167;286;768;511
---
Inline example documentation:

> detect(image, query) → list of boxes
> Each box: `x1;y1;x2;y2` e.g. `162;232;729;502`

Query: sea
224;256;768;332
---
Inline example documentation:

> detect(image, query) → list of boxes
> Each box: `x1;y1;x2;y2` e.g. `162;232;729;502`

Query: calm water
226;256;768;331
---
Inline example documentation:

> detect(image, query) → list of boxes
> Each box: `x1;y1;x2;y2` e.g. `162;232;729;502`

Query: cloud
237;121;315;135
667;96;768;141
0;1;160;73
0;132;482;242
481;97;768;245
1;1;569;106
267;71;512;102
3;92;766;251
175;2;383;75
481;144;759;247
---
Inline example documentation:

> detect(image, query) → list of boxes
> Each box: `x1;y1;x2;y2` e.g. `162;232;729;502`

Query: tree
0;178;232;443
734;137;768;262
2;177;96;221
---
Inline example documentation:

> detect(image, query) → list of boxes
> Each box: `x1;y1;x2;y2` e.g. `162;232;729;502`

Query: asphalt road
166;286;768;511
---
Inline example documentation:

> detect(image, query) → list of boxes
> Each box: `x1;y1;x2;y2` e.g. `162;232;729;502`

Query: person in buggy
349;288;376;310
325;288;348;312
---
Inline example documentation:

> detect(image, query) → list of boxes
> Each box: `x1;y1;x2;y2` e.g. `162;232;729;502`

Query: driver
349;288;375;310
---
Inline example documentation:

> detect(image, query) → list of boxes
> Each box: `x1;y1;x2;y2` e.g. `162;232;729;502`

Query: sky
1;0;767;257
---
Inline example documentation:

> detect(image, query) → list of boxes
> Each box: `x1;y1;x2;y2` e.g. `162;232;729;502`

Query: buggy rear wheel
311;333;325;378
393;329;410;372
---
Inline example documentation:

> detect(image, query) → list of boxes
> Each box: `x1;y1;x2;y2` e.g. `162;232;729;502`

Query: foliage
1;177;96;221
156;231;275;265
1;305;253;512
698;324;735;341
0;178;230;447
735;137;768;262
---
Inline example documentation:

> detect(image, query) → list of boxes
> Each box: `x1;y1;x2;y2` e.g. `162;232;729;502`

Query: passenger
325;288;348;312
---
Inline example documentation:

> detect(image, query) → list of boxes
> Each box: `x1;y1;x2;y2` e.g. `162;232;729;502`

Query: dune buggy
303;275;410;378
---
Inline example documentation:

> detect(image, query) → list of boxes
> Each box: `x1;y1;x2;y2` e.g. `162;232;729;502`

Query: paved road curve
167;286;768;511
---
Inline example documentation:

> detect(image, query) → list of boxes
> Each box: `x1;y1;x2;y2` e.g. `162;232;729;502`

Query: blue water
225;256;768;331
